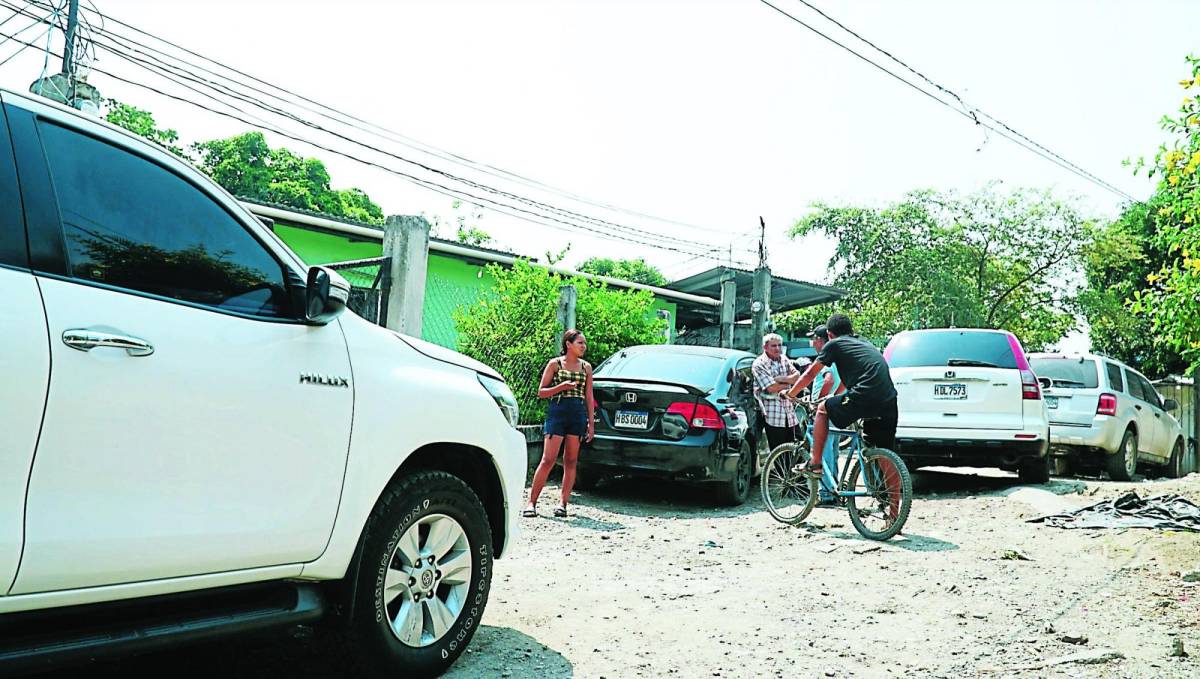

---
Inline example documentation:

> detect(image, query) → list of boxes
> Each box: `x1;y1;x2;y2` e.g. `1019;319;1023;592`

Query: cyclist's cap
808;325;829;340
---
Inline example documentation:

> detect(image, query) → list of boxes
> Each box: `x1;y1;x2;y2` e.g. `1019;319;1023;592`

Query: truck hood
392;332;503;381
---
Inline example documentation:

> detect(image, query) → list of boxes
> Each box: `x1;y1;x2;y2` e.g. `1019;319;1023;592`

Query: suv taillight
1097;393;1118;416
1020;370;1041;400
667;402;725;429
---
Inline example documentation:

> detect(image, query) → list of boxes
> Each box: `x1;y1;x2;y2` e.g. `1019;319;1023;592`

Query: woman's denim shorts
545;397;587;437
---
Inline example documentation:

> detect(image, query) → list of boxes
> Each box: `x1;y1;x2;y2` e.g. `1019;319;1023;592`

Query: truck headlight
478;374;519;428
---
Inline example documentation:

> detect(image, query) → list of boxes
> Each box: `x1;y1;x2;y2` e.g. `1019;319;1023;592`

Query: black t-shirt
816;335;897;402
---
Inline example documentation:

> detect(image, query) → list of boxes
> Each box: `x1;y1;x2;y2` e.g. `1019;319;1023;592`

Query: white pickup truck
0;89;525;677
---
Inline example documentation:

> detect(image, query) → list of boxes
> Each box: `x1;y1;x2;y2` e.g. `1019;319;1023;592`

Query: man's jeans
808;429;839;501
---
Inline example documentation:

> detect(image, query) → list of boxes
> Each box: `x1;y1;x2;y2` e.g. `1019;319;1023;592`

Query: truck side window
37;121;291;318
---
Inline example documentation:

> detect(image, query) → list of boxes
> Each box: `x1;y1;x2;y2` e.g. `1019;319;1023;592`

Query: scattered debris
1170;638;1189;658
702;540;722;548
1029;492;1200;532
1182;570;1200;583
1059;633;1089;645
1001;549;1033;561
1018;649;1125;670
852;544;881;555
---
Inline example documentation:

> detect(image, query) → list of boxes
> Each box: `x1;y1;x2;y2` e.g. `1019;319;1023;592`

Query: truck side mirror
305;266;350;325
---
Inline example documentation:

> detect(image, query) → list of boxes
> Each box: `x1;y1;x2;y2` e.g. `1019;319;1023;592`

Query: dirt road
36;469;1200;678
445;469;1199;678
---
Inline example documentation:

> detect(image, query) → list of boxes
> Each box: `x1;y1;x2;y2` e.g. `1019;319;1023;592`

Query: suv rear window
1029;357;1100;388
886;331;1018;369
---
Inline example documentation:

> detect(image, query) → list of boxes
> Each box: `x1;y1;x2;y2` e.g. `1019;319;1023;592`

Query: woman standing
524;329;594;518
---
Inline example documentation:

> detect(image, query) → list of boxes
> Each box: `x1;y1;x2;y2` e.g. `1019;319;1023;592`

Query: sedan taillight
1020;370;1041;400
1097;393;1118;416
667;402;725;429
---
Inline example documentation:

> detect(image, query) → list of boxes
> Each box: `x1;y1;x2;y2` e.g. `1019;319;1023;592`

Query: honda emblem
624;392;638;403
945;370;956;379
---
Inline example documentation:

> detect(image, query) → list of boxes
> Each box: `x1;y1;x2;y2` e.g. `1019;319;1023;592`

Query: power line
787;0;1131;201
0;5;753;265
0;32;754;264
759;0;1136;202
24;0;734;237
0;7;50;66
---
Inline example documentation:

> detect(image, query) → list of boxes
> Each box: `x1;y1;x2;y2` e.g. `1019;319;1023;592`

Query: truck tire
1018;454;1050;484
334;471;493;678
1165;438;1187;479
1106;429;1138;481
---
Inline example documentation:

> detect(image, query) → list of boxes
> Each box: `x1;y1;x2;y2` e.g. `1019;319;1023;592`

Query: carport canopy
666;266;847;327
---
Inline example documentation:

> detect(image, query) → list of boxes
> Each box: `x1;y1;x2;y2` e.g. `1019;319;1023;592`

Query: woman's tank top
554;357;588;399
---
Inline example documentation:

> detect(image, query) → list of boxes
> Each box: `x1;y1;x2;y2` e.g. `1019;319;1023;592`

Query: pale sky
1;0;1197;348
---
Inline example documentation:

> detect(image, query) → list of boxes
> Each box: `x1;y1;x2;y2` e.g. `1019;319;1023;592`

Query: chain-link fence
424;270;546;426
327;257;387;325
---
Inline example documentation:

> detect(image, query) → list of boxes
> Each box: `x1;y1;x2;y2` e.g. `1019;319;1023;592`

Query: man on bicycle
785;314;898;476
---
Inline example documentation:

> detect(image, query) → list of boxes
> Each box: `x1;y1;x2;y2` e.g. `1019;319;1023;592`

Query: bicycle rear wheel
760;442;818;525
846;447;912;541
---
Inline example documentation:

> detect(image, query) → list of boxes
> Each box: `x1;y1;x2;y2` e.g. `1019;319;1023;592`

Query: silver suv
1029;353;1188;480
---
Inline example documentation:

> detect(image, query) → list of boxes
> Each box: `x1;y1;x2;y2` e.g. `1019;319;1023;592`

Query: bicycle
760;396;912;541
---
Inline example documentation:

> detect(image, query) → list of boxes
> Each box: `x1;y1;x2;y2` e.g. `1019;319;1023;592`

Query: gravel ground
32;469;1200;678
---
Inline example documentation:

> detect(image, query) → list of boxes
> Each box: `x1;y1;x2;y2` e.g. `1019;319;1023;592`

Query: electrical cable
1;2;750;263
23;0;734;237
758;0;1136;202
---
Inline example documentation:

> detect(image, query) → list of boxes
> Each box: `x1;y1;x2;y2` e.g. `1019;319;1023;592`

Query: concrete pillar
557;284;577;334
750;266;772;352
719;269;736;349
382;215;430;337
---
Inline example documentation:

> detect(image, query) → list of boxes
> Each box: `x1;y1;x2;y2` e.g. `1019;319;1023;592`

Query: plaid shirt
752;353;799;428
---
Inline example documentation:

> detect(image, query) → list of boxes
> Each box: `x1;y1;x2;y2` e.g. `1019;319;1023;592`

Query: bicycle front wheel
846;447;912;541
760;442;818;525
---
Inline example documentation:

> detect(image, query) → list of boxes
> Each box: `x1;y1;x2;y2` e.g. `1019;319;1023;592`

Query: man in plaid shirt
752;333;803;451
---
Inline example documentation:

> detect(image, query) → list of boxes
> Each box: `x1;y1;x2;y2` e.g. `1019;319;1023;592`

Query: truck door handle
62;329;155;357
1134;404;1142;411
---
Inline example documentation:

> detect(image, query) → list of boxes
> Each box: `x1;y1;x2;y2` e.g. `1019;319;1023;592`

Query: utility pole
30;0;101;114
61;0;80;78
750;216;772;351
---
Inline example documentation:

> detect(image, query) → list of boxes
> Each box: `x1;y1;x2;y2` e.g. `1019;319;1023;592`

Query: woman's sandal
521;507;537;518
553;506;568;518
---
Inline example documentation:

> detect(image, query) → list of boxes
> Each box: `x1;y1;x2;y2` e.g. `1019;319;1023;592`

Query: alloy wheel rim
1125;435;1137;476
382;513;472;648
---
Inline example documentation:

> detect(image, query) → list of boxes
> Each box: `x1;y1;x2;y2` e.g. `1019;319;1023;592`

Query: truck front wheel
335;471;493;678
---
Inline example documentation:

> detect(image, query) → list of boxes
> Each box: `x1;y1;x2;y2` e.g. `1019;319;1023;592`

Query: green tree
576;257;667;286
426;200;493;247
104;99;188;158
1131;55;1200;371
454;260;667;422
1076;201;1187;377
456;225;493;247
783;186;1090;351
192;132;384;224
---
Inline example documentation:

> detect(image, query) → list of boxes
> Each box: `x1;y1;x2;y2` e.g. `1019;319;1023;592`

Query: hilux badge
300;372;350;388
